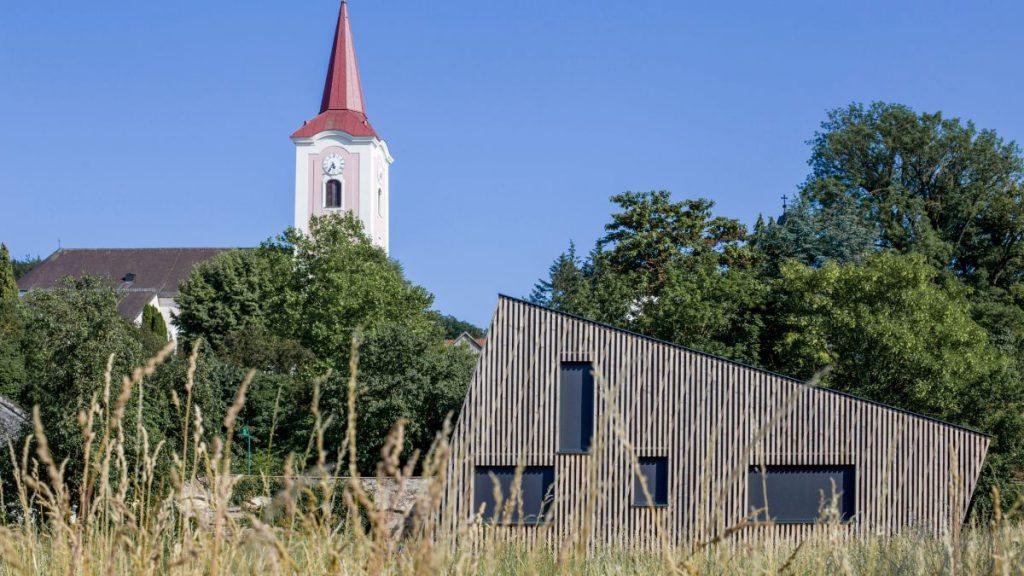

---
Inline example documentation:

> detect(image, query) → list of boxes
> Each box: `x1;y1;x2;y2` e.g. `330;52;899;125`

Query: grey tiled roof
116;290;159;321
17;248;230;298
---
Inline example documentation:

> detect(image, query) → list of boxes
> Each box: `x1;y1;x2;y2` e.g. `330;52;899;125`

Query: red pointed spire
320;0;365;114
293;0;378;139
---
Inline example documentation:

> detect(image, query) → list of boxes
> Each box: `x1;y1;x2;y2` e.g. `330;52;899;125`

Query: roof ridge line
496;294;993;438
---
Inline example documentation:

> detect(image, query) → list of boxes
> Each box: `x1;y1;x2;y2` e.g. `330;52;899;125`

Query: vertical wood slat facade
440;296;991;547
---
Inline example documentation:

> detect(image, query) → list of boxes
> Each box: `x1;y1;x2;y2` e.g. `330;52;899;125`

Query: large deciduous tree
768;252;1024;503
175;213;475;473
758;102;1024;287
15;278;160;484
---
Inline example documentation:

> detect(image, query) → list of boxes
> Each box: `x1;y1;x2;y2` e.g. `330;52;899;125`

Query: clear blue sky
3;1;1023;326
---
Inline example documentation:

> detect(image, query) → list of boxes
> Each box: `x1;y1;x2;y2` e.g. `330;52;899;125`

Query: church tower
292;0;392;252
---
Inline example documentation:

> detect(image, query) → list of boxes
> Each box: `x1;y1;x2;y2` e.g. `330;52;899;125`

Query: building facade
440;296;990;546
292;0;392;253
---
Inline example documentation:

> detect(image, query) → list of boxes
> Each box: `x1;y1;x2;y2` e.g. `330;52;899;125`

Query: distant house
0;395;26;444
446;331;486;355
16;248;230;343
440;296;990;545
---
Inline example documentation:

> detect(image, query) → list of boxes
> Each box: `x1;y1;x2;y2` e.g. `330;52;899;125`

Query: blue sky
3;1;1023;326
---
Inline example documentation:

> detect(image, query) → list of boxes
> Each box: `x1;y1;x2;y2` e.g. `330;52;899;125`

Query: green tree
432;313;485;340
598;192;748;293
175;247;292;350
768;252;1024;502
139;304;169;353
323;321;477;473
750;193;878;273
272;214;435;369
15;278;162;485
175;213;476;473
11;255;41;280
0;244;26;397
646;252;768;366
530;241;595;315
533;193;766;359
797;102;1024;286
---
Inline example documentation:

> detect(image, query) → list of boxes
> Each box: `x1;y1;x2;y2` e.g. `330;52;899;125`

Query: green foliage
0;244;18;303
768;252;1024;505
323;321;478;473
145;346;300;461
139;304;169;353
433;313;485;340
15;278;159;484
598;191;748;293
759;102;1024;288
750;193;878;273
175;213;475;473
770;253;1011;415
530;241;594;315
646;251;768;365
532;192;768;362
0;244;26;398
175;247;292;350
533;104;1024;508
271;214;435;369
11;255;41;280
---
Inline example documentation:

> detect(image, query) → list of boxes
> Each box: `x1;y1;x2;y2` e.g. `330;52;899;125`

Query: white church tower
292;0;392;253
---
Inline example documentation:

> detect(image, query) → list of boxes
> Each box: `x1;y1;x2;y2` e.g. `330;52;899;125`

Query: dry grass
1;342;1022;575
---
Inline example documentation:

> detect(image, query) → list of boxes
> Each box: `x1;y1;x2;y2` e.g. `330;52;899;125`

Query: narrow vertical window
558;362;594;453
377;188;384;217
325;179;343;208
633;456;669;507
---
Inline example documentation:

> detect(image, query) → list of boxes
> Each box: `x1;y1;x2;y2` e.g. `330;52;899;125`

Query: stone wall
0;395;26;444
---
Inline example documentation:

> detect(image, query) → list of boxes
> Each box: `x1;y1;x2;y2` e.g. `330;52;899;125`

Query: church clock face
322;154;345;176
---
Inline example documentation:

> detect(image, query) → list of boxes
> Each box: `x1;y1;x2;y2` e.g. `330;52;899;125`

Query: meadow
1;344;1022;576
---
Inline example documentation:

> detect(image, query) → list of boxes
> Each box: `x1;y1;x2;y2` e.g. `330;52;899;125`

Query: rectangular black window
748;465;855;523
558;362;594;453
633;456;669;507
473;466;555;525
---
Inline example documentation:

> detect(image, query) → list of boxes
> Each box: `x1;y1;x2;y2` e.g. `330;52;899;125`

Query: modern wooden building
439;296;990;546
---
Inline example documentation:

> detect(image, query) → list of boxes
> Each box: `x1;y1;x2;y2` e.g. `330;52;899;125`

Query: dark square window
633;456;669;507
748;465;855;523
473;466;555;525
558;362;594;453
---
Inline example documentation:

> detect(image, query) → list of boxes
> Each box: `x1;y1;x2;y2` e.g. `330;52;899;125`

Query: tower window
377;188;384;217
325;179;343;209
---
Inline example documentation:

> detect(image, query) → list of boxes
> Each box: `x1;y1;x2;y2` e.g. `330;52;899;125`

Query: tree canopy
532;103;1024;507
175;213;475;472
0;244;26;398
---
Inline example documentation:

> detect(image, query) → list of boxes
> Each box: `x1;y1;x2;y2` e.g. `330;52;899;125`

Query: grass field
1;345;1022;575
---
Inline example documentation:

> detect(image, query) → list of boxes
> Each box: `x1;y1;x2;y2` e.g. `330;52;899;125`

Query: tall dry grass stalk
0;341;1022;575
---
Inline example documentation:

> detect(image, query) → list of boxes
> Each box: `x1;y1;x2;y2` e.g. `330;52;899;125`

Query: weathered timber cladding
440;296;990;547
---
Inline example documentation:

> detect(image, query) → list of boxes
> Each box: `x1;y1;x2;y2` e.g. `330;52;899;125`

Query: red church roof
292;0;378;139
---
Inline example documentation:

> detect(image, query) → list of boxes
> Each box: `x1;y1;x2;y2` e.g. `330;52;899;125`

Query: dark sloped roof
116;290;159;320
17;248;230;298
